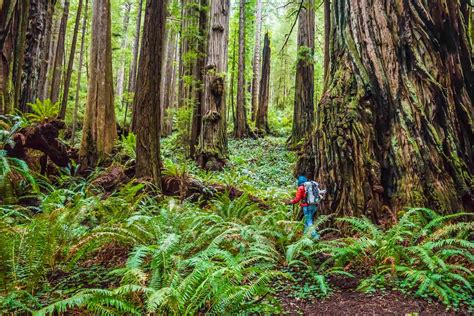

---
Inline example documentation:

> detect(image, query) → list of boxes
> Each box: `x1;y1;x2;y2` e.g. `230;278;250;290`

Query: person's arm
290;186;305;204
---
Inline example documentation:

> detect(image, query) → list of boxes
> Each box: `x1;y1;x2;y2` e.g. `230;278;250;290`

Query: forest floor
196;136;465;316
166;136;464;315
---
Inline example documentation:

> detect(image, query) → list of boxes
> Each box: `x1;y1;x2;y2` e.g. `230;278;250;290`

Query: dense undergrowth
1;128;473;314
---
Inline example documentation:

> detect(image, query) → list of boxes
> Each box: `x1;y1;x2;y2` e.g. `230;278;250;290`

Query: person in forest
287;175;325;239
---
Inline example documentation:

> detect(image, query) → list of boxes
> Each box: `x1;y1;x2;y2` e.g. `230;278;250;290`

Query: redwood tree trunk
71;0;88;145
288;0;315;147
79;0;117;169
188;0;209;158
323;0;330;91
19;0;51;112
256;32;270;135
196;0;230;170
250;0;262;121
124;0;143;127
133;0;167;188
160;28;178;137
50;0;70;104
234;0;251;138
297;0;473;219
60;0;83;119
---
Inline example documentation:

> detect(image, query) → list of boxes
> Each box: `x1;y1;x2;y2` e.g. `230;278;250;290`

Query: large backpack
303;181;321;205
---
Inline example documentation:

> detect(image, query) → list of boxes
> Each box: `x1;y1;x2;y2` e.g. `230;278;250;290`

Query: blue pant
302;205;319;239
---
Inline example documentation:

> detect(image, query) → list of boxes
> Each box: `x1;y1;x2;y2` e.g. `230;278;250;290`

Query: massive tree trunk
124;0;143;127
256;32;270;135
189;0;209;158
133;0;167;188
79;0;117;169
115;1;131;104
59;0;83;119
196;0;230;170
71;0;88;145
19;0;51;112
250;0;262;121
288;0;315;147
297;0;474;219
50;0;69;104
234;0;251;138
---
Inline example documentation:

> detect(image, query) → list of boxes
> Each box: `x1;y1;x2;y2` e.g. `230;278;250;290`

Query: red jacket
291;185;308;207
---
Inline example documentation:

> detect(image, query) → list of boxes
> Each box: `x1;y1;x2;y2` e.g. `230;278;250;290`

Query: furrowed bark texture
0;0;17;113
36;0;56;101
256;32;270;135
289;0;315;146
19;0;51;112
133;0;167;187
12;0;30;111
196;0;230;170
79;0;117;169
297;0;474;218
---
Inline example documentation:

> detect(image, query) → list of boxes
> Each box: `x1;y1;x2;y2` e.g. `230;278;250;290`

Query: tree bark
115;1;131;104
160;28;178;137
196;0;230;170
133;0;167;188
189;0;209;158
59;0;83;119
79;0;117;169
12;0;30;111
19;0;52;112
297;0;474;218
234;0;251;138
124;0;143;128
250;0;262;121
288;0;315;147
71;0;88;145
323;0;330;91
0;0;17;113
256;32;270;135
50;0;69;104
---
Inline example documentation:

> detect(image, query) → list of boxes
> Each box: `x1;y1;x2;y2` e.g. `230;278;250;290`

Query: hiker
287;175;326;239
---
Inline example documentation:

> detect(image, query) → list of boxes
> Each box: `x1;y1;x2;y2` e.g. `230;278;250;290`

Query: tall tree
234;0;251;138
288;0;315;147
160;28;178;137
71;0;88;145
297;0;473;218
19;0;54;112
60;0;84;119
124;0;143;127
133;0;167;188
0;0;18;113
115;1;131;104
50;0;70;104
79;0;117;169
189;0;209;158
196;0;230;170
250;0;262;121
256;32;270;134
